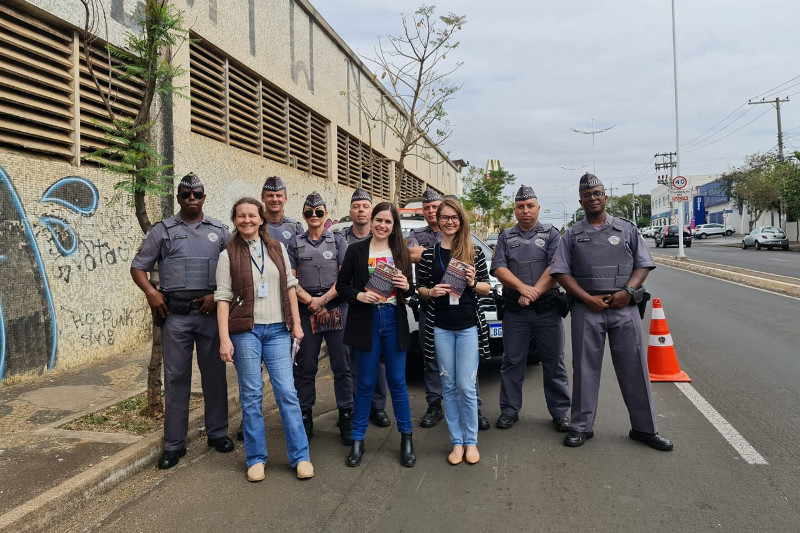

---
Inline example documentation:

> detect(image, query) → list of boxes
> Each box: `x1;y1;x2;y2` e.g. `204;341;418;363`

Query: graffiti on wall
0;164;144;379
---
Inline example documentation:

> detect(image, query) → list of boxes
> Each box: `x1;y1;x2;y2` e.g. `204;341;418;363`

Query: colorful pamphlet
365;262;402;301
310;307;343;333
440;258;470;298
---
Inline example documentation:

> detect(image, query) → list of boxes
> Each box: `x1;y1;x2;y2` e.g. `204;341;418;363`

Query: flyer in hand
365;262;401;301
441;258;470;298
310;307;343;334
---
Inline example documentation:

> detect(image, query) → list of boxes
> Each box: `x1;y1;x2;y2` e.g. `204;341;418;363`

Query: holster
492;287;505;320
166;297;201;314
633;287;651;320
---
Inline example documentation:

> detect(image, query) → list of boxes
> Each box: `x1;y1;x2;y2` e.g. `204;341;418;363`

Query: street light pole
622;181;638;223
671;0;686;259
571;119;615;175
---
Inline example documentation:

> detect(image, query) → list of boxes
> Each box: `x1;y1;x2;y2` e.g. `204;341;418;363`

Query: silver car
741;226;789;250
694;223;734;238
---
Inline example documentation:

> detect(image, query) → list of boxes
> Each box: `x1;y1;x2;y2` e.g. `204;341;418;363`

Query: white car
693;223;734;239
641;226;659;238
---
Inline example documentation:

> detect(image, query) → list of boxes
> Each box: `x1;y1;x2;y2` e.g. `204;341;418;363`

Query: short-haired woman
417;198;491;465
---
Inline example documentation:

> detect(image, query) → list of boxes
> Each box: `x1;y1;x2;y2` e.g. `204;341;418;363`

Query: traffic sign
672;175;687;189
671;194;689;202
723;213;728;218
670;215;676;223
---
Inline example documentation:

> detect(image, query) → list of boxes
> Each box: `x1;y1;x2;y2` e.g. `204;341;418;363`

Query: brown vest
226;237;294;334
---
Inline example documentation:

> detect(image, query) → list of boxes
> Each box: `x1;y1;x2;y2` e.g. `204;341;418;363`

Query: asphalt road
55;265;799;532
647;235;800;278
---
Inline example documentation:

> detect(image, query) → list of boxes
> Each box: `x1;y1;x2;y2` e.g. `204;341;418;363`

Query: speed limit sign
670;215;676;224
723;213;728;218
672;175;687;189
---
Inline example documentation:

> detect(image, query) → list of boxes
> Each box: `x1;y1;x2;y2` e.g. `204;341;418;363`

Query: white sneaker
247;462;265;482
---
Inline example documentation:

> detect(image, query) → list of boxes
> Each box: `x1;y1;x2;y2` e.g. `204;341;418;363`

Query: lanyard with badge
251;239;268;298
437;244;459;306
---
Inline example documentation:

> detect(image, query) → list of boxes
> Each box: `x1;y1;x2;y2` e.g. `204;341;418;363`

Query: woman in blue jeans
417;198;491;465
215;197;313;482
336;202;416;467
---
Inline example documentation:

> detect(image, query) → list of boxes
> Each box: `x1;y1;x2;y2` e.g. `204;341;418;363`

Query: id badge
449;294;459;305
257;282;268;298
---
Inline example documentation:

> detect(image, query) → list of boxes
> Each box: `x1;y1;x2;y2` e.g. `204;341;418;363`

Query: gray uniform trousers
499;305;571;418
294;305;353;411
569;302;657;433
162;311;228;451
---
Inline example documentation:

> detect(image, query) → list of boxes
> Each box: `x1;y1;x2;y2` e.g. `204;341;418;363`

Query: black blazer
336;236;414;352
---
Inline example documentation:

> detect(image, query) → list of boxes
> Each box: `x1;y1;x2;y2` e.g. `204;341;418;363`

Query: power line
749;74;800;100
682;107;773;153
681;104;751;149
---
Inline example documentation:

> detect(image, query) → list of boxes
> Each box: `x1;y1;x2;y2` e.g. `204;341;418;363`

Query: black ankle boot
346;440;365;467
339;408;354;446
302;408;313;440
400;432;416;467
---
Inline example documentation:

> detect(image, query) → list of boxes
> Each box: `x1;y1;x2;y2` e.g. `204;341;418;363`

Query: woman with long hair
336;202;416;467
215;197;313;482
416;198;491;465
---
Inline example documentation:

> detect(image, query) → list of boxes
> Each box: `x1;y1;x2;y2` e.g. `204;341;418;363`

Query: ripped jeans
434;326;479;446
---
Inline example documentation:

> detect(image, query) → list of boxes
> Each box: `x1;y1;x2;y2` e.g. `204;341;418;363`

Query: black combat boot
302;408;313;440
400;432;416;467
346;440;365;467
339;408;354;446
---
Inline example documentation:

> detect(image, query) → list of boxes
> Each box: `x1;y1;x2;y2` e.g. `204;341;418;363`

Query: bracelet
470;280;478;289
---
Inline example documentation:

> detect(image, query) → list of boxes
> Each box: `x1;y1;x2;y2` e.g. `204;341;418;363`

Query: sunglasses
303;209;325;219
179;190;205;200
580;190;606;200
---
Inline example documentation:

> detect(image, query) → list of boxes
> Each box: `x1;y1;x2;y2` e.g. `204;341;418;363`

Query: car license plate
489;323;502;338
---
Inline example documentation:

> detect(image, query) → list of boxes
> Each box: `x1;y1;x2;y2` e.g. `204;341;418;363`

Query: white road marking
675;382;768;465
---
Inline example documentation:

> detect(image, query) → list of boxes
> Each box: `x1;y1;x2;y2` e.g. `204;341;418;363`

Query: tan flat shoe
465;445;480;464
448;445;464;465
296;460;314;479
247;462;265;482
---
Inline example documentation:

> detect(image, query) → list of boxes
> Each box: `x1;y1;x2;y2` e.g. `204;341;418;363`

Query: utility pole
571;119;616;174
622;181;638;223
748;97;790;229
655;152;677;226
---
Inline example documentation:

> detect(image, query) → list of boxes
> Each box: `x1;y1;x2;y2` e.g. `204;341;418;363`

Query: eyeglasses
303;209;325;219
179;190;204;200
438;215;461;223
580;190;606;200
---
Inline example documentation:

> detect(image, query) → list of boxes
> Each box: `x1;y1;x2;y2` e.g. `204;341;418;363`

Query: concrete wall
0;0;461;379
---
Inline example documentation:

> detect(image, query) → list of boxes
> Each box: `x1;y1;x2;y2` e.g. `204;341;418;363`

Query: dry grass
62;393;203;436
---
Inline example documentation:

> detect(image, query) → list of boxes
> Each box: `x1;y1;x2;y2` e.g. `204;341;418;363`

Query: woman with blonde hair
416;198;491;465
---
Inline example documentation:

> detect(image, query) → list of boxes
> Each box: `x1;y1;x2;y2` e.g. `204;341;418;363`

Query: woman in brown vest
215;197;313;482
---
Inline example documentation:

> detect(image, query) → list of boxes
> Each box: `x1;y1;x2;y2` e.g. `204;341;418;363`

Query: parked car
693;223;734;239
653;224;692;248
641;226;659;238
485;233;499;249
329;215;512;366
741;226;789;250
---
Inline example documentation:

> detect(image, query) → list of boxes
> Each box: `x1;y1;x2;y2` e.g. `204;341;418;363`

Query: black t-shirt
432;245;477;331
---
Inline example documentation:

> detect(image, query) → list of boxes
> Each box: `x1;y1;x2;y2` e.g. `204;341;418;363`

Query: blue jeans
434;326;479;446
352;304;412;440
231;323;310;468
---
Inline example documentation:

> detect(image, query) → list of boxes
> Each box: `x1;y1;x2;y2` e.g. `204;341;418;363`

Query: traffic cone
647;298;690;382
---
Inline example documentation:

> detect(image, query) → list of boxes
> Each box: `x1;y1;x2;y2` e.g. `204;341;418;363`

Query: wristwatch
470;279;478;289
623;285;636;296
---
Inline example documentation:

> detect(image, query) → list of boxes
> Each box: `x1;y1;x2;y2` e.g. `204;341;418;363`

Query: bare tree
352;5;466;204
79;0;189;416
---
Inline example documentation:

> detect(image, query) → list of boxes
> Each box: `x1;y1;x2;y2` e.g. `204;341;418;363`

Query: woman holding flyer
416;198;491;465
215;197;312;482
336;202;416;467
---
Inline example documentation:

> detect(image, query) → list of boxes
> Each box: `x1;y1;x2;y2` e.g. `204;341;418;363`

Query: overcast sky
311;0;800;225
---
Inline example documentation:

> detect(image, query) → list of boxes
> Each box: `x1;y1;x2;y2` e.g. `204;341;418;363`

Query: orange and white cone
647;298;690;382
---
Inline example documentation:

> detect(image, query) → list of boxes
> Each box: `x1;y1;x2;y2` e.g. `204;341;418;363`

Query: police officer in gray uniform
131;172;234;469
289;192;354;444
261;176;304;249
408;188;489;430
551;173;673;451
491;185;571;432
337;188;391;428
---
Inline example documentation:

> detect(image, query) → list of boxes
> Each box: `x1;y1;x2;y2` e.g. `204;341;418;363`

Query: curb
652;256;800;298
0;388;243;533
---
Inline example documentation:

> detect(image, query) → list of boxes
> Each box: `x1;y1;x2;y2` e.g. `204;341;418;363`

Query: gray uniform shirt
267;215;304;250
550;215;655;284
